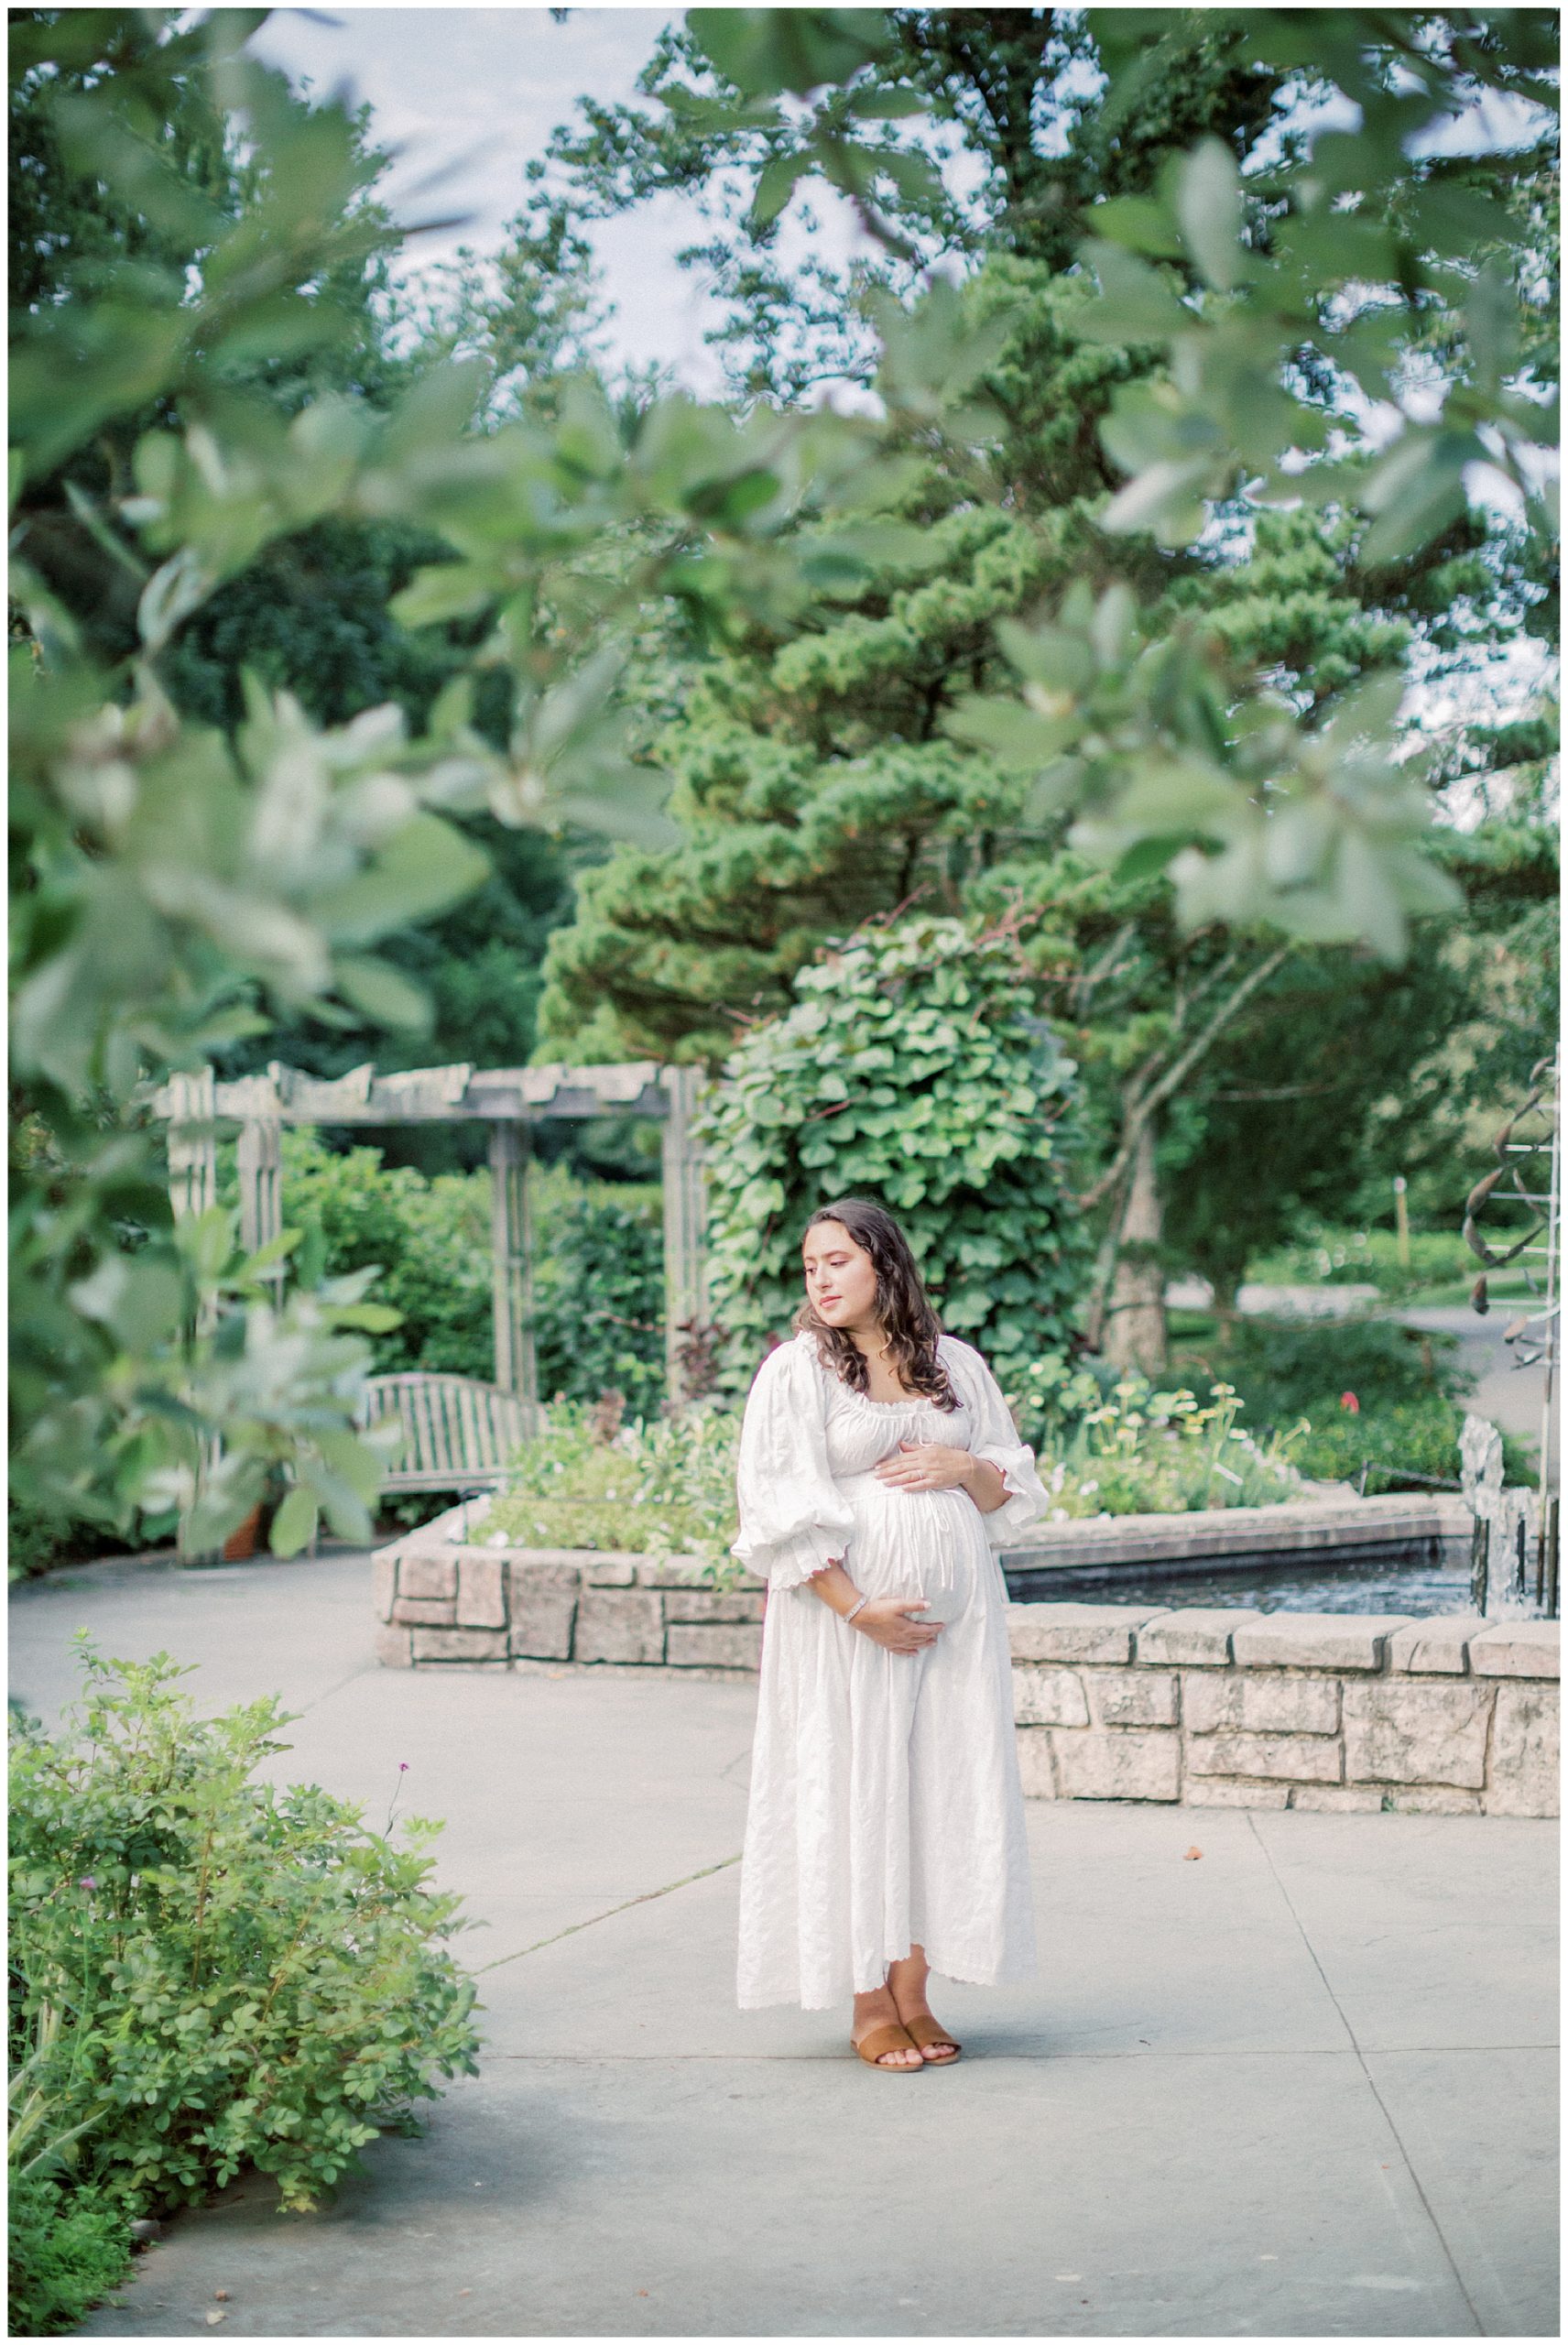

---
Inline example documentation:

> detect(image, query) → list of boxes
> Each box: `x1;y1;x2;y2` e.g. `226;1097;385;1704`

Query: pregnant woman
732;1195;1049;2069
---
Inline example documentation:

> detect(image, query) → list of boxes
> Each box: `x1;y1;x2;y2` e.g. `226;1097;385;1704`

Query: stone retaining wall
1008;1600;1558;1818
373;1506;1558;1816
373;1537;768;1673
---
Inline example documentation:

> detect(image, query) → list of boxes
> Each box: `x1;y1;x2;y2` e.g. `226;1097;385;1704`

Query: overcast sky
247;5;876;393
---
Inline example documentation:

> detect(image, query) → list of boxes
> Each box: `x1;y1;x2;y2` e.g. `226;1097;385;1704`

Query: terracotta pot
222;1503;266;1562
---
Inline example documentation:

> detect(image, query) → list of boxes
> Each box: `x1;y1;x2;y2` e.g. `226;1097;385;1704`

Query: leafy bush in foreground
8;1641;483;2330
6;2170;133;2339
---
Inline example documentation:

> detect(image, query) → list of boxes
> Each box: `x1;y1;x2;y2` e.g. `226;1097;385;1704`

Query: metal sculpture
1463;1053;1560;1614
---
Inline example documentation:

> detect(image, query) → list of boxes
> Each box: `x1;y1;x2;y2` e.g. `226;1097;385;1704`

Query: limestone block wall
373;1511;1558;1816
1009;1602;1559;1817
373;1534;767;1674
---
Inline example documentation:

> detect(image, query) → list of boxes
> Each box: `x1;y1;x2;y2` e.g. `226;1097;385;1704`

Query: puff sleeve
942;1336;1051;1547
730;1338;857;1592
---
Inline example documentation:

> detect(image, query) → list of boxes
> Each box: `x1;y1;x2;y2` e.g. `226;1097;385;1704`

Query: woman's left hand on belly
873;1439;975;1493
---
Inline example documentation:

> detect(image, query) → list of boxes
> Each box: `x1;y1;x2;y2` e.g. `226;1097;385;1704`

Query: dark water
1004;1562;1478;1615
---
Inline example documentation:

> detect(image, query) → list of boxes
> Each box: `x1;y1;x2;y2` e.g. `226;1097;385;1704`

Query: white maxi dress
733;1329;1049;2011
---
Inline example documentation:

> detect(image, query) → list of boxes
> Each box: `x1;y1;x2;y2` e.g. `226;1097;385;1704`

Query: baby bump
838;1471;990;1625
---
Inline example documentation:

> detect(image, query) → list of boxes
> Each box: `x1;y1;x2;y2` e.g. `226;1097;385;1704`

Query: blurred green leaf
750;149;814;231
333;955;435;1034
1175;137;1246;291
304;813;494;947
942;696;1077;764
688;8;891;98
268;1485;319;1557
1358;431;1475;566
1089;193;1185;259
1074;241;1193;343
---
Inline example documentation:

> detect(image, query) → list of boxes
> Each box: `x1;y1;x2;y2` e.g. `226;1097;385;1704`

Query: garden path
9;1548;1559;2340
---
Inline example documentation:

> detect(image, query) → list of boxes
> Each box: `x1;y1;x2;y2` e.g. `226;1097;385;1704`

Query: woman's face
801;1220;879;1332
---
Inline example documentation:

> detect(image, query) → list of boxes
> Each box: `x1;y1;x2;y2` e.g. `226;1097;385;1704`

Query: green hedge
1170;1312;1472;1421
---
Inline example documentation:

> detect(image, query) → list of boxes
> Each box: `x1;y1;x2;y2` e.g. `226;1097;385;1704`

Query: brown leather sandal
852;2021;922;2070
904;2014;962;2062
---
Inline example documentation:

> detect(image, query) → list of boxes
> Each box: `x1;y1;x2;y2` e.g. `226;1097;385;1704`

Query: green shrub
9;1995;133;2334
6;1496;83;1581
619;1406;745;1581
223;1129;493;1380
1282;1392;1534;1490
1169;1312;1475;1427
478;1316;1523;1573
1001;1347;1129;1450
1003;1330;1538;1503
1036;1376;1307;1517
532;1178;665;1420
486;1371;1309;1568
1165;1311;1540;1489
8;1640;483;2279
6;1490;184;1580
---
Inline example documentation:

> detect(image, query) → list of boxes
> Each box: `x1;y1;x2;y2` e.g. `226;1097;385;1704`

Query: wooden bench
357;1372;531;1496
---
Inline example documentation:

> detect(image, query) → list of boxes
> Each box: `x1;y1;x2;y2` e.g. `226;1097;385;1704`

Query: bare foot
890;1996;959;2062
888;1947;959;2062
851;1985;922;2068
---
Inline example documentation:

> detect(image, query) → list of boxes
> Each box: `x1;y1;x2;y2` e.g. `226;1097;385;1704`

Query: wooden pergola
152;1058;712;1423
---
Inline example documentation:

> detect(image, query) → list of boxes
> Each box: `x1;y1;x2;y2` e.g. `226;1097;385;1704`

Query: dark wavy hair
793;1197;959;1411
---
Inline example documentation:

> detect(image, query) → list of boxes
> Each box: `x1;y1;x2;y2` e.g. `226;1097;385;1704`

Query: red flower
1340;1391;1360;1413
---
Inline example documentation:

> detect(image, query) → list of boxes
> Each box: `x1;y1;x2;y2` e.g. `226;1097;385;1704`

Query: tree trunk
1103;1116;1167;1376
1210;1266;1241;1348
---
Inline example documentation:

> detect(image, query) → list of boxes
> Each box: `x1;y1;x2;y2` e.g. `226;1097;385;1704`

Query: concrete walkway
10;1549;1559;2339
